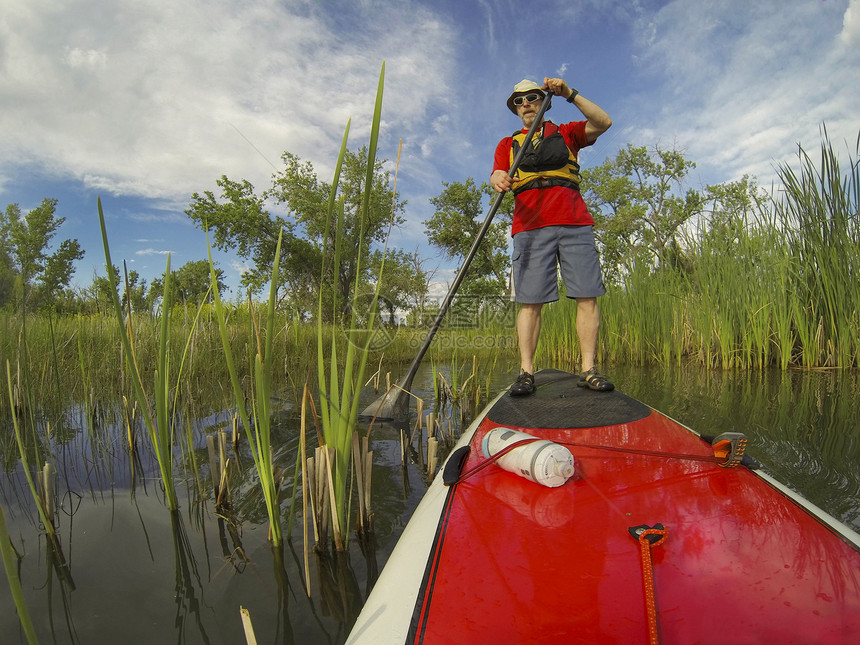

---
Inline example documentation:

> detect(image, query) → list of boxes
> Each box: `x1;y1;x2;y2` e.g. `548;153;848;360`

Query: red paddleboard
348;370;860;644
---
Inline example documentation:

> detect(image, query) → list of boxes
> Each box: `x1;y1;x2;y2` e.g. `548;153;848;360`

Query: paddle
362;89;554;421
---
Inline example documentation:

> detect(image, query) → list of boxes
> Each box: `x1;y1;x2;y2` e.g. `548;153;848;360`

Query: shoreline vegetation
2;131;857;390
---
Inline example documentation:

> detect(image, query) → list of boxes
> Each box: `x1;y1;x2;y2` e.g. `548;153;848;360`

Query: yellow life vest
510;122;581;195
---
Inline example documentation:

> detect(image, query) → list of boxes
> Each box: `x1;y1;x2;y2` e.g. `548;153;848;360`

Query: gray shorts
510;225;606;303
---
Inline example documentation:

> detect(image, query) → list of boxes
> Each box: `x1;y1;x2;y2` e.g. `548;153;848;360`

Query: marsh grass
5;359;72;591
208;228;285;545
540;131;859;371
99;199;213;511
0;313;516;422
316;64;388;550
0;503;38;644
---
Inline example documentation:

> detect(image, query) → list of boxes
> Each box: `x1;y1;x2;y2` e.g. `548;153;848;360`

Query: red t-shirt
493;120;595;235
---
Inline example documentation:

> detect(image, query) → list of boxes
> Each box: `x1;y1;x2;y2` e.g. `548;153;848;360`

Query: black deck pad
486;369;652;429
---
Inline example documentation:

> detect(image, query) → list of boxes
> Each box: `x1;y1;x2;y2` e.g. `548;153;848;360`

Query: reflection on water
0;363;858;643
612;364;860;531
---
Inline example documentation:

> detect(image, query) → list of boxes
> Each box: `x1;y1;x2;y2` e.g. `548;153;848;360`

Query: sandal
509;370;536;396
577;367;614;392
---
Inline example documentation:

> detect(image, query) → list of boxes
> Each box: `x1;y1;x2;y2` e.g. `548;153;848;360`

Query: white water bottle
481;428;575;488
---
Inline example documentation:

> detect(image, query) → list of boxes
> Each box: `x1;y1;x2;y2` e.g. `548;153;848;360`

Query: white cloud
126;210;189;225
63;46;107;70
136;248;171;256
230;259;252;276
4;0;857;294
841;3;860;46
625;0;860;186
0;0;458;203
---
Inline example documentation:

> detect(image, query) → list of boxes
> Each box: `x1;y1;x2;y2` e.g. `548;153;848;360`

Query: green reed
0;311;521;410
208;228;285;545
0;503;38;644
539;130;860;371
6;361;60;552
316;63;386;549
99;198;208;511
774;130;860;367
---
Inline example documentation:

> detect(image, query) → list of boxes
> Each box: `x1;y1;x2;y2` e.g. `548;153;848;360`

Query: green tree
87;264;139;314
703;175;765;226
186;147;404;321
83;264;157;315
1;199;84;309
122;269;149;314
367;248;430;325
425;178;513;299
582;145;703;281
149;260;225;307
87;270;120;315
0;220;15;306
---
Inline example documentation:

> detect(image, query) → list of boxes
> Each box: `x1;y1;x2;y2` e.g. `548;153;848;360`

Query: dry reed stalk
218;429;228;490
322;445;344;551
352;433;366;532
428;437;438;478
240;606;258;645
317;449;332;543
206;435;219;497
410;398;425;444
416;426;425;471
426;412;437;441
41;461;55;527
308;447;333;549
351;434;373;532
307;455;320;544
300;384;311;596
364;446;373;530
364;355;384;393
216;459;231;507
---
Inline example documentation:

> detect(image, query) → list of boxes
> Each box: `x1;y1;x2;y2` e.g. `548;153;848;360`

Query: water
1;364;858;644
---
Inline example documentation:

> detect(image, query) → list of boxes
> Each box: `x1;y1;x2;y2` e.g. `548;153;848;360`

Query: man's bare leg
517;303;543;374
576;297;614;390
575;297;599;372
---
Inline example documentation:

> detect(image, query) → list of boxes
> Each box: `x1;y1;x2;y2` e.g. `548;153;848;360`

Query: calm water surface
1;363;858;644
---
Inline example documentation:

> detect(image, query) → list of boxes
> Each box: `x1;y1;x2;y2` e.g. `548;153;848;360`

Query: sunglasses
513;93;543;106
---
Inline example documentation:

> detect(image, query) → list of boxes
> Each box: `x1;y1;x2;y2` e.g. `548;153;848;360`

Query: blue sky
2;0;858;298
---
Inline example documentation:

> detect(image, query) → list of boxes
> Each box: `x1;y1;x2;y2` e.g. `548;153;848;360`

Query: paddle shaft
391;91;554;408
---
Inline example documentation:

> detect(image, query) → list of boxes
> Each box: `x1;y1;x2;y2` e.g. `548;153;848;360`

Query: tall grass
542;130;859;371
0;503;38;644
208;228;285;545
99;199;209;511
316;63;387;549
774;129;860;367
6;361;57;539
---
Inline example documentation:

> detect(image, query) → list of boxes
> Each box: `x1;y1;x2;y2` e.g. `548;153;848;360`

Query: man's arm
491;138;514;193
543;77;611;143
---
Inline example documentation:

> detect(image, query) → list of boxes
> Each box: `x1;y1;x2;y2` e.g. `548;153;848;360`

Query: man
490;77;613;396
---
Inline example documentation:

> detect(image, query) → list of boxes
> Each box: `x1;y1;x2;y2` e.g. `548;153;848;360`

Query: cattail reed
427;437;438;479
316;64;389;549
